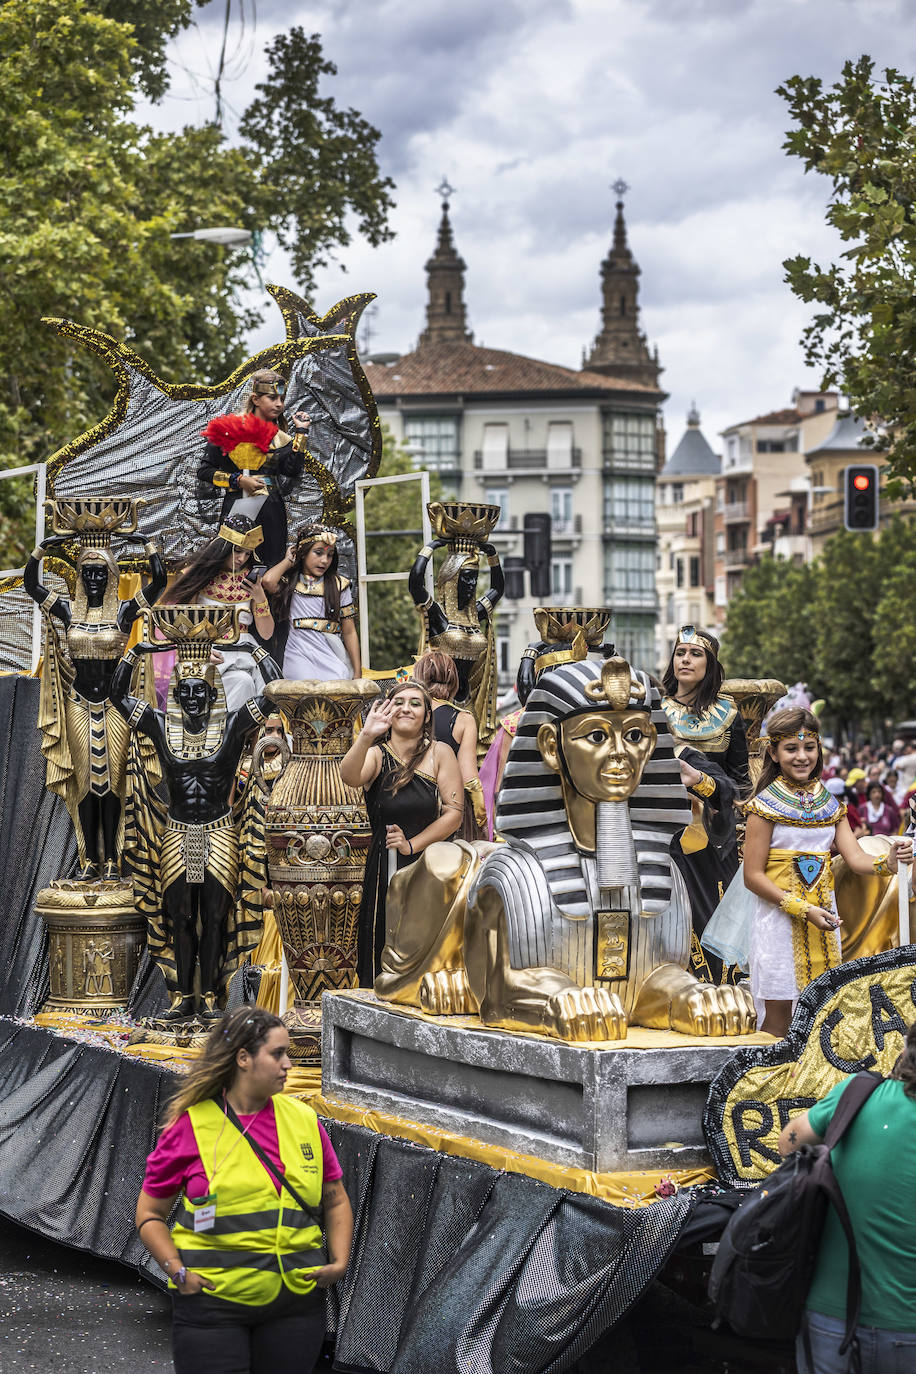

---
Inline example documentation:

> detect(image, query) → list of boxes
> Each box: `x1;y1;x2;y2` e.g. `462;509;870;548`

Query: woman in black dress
340;680;463;986
412;650;485;840
660;625;750;982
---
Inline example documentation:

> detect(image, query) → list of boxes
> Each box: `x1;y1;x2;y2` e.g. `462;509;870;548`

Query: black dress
662;696;750;983
432;702;479;841
357;745;439;988
197;436;304;567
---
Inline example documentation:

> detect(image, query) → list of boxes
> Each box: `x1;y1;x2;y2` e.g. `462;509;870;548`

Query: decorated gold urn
39;881;146;1017
262;678;380;1062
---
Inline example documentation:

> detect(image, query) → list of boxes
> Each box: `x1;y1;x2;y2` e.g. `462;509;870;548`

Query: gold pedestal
39;880;146;1017
264;678;379;1064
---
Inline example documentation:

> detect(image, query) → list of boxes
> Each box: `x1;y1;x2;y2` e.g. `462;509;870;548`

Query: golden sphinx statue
375;655;757;1042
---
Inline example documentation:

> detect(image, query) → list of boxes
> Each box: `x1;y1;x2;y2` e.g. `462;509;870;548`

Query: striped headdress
495;658;692;918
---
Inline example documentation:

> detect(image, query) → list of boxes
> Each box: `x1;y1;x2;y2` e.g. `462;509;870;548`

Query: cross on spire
612;177;629;202
435;176;456;209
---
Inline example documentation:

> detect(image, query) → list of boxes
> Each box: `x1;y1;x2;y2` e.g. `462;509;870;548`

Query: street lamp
170;227;252;246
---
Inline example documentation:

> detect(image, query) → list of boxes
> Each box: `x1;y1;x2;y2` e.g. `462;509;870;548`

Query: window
481;422;508;471
550;486;573;532
689;556;700;588
485;488;509;528
547;422;574;470
716;532;725;555
671;483;684;505
604;477;655;528
676;558;684;588
602;412;656;470
666;593;675;620
606;544;655;595
611;614;655;668
404;415;460;472
551;558;573;598
497;633;511;675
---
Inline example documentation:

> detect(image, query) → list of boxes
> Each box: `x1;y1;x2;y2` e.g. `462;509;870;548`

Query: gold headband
298;526;338;548
770;727;819;743
675;624;717;655
219;522;263;551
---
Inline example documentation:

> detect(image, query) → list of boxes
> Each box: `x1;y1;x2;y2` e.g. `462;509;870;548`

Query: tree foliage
361;431;441;671
779;57;916;495
722;520;916;737
0;1;395;565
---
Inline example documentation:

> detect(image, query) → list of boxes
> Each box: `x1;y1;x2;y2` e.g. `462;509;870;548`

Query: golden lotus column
263;678;380;1063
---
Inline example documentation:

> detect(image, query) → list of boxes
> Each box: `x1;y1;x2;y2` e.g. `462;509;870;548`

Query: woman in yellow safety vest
136;1007;353;1374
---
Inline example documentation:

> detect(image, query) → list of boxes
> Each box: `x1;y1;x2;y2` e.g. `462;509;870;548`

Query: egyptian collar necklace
662;694;736;744
749;778;841;827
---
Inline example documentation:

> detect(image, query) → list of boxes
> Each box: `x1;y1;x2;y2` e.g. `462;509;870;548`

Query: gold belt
292;617;340;633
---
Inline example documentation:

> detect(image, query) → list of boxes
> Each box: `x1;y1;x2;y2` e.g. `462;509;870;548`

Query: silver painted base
321;990;741;1175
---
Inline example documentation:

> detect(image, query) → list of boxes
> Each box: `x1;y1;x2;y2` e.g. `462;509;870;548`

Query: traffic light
523;513;552;599
843;464;879;532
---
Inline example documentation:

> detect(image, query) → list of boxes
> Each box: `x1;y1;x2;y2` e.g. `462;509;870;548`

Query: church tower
584;180;661;388
416;179;473;349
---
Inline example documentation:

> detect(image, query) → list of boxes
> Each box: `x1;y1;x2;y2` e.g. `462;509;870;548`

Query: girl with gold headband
660;625;749;981
25;530;166;880
704;707;913;1036
163;514;274;713
261;524;360;681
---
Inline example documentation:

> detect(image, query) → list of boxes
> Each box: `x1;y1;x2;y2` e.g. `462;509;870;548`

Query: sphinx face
540;709;657;805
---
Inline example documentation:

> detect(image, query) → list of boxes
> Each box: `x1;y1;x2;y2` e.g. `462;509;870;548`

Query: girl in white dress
703;707;912;1037
262;524;361;682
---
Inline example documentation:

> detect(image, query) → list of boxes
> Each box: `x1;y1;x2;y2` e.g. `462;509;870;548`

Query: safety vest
171;1096;326;1306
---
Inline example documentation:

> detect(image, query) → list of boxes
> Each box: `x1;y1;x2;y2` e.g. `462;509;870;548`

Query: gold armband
873;852;892;877
291;431;310;453
145;541;159;557
123;648;139;666
212;472;231;489
127;700;147;728
779;893;809;919
418;544;434;560
252;647;268;664
253;602;270;614
487;553;500;567
31;545;44;561
479;594;494;614
692;772;716;799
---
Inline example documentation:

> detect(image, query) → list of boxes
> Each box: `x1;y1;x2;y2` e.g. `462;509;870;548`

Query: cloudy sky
142;0;916;451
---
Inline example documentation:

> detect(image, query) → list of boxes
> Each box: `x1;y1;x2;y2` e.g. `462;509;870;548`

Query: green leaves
779;57;916;492
0;2;395;561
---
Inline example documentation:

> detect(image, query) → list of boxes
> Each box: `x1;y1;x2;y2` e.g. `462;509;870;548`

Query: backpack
708;1071;882;1358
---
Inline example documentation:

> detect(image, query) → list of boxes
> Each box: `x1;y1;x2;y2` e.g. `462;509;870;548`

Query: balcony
723;547;752;568
722;501;750;523
474;448;583;474
552;513;584;539
603;519;657;541
602;451;657;475
602;590;658;613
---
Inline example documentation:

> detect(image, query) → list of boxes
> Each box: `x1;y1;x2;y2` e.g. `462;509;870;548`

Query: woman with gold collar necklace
661;625;750;982
25;531;166;881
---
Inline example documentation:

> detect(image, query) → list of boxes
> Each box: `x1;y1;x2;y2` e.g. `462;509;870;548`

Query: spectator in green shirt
778;1022;916;1373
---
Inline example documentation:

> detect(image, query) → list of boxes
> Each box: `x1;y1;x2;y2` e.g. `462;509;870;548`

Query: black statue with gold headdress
660;625;750;982
197;369;313;566
110;606;281;1022
408;502;504;747
24;498;166;881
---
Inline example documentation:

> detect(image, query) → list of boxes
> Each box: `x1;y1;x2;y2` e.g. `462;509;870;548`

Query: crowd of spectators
821;737;916;837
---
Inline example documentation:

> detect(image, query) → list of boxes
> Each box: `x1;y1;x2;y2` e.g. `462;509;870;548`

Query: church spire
417;177;473;349
583;179;661;388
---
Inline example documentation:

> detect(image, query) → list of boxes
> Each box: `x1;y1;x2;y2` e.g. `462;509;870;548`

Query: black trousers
172;1286;325;1374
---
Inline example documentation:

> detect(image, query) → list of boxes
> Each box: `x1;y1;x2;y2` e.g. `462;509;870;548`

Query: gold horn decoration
427;501;501;550
149;604;241;663
533;606;612;646
45;497;145;547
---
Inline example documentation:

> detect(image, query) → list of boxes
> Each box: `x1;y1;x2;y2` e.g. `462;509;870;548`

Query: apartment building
655;405;719;669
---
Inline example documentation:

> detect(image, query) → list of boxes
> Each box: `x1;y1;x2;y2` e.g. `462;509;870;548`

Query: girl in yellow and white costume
703;708;913;1037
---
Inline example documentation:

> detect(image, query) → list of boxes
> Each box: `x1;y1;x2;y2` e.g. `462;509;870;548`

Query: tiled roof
365;342;661;399
661;424;720;477
806;413;871;453
724;408;801;431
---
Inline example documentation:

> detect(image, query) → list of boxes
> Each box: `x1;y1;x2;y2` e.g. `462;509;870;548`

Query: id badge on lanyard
189;1193;218;1233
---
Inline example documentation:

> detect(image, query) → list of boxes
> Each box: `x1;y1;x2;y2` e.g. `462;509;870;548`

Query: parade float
0;284;912;1374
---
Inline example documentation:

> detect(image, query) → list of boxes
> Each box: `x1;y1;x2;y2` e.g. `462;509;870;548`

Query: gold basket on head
150;605;241;662
533;606;612;646
45;497;145;547
427;501;501;550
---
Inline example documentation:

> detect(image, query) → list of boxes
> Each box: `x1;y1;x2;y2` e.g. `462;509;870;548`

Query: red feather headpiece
201;413;278;455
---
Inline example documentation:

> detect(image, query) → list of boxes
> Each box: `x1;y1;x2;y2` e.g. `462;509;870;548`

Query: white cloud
142;0;916;451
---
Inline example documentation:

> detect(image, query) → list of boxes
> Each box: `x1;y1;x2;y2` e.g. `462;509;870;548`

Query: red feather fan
201;413;278;455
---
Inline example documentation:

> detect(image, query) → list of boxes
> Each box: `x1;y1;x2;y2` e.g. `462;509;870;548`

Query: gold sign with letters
705;948;916;1184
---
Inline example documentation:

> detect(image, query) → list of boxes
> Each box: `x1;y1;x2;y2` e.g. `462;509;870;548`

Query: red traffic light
853;474;871;491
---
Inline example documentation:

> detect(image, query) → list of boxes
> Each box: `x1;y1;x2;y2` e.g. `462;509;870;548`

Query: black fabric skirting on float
0;1019;693;1374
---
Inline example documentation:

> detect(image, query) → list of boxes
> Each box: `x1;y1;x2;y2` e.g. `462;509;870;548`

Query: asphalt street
0;1215;172;1373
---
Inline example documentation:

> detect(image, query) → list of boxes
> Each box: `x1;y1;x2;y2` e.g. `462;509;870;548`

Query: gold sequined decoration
765;848;839;989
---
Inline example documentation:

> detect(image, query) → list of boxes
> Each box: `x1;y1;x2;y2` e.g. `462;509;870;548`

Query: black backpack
708;1071;882;1359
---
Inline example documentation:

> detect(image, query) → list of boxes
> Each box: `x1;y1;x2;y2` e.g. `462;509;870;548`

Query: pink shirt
142;1099;342;1202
